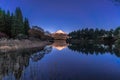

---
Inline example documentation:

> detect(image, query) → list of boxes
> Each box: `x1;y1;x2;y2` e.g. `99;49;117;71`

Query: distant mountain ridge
52;30;68;40
28;27;68;40
55;30;66;34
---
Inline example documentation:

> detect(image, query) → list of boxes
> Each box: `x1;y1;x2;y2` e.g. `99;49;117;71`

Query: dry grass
0;39;50;52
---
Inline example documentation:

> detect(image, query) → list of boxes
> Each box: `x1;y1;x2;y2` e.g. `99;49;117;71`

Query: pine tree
11;15;24;37
24;18;30;35
114;26;120;37
4;10;12;37
15;7;23;22
15;7;24;34
0;10;6;33
11;7;25;37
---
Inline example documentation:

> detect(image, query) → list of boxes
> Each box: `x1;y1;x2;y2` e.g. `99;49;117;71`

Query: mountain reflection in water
52;40;68;50
1;41;120;80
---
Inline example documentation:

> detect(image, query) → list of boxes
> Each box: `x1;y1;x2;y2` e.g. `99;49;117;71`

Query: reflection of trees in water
0;45;52;80
68;42;120;57
0;51;30;80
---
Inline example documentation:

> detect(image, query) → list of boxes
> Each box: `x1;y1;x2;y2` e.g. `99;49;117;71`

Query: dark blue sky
0;0;120;33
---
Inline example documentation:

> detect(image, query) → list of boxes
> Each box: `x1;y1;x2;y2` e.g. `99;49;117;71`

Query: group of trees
0;7;30;38
68;0;120;41
68;28;114;40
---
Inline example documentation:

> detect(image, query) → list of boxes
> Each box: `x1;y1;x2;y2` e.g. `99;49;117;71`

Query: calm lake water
2;40;120;80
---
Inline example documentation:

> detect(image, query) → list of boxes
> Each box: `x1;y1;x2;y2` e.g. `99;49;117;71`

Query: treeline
68;28;115;40
0;7;30;38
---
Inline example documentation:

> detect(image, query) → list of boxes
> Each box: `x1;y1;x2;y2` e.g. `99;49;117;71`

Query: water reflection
52;40;68;50
31;46;52;62
1;46;52;80
1;41;120;80
68;42;120;57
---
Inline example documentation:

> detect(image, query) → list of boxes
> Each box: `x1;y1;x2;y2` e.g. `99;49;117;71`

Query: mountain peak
55;30;66;34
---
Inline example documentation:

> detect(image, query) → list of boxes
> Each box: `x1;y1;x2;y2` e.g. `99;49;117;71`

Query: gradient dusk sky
0;0;120;33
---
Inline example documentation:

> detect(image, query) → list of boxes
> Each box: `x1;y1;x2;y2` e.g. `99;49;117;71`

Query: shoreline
0;39;51;53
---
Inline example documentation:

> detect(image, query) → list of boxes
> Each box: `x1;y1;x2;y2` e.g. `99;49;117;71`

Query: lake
2;40;120;80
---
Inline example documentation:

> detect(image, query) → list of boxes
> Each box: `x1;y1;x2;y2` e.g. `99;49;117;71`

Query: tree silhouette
0;7;30;38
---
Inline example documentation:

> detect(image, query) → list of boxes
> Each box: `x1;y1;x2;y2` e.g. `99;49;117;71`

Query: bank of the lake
0;39;52;52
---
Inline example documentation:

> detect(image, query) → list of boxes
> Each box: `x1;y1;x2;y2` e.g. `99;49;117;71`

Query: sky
0;0;120;33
